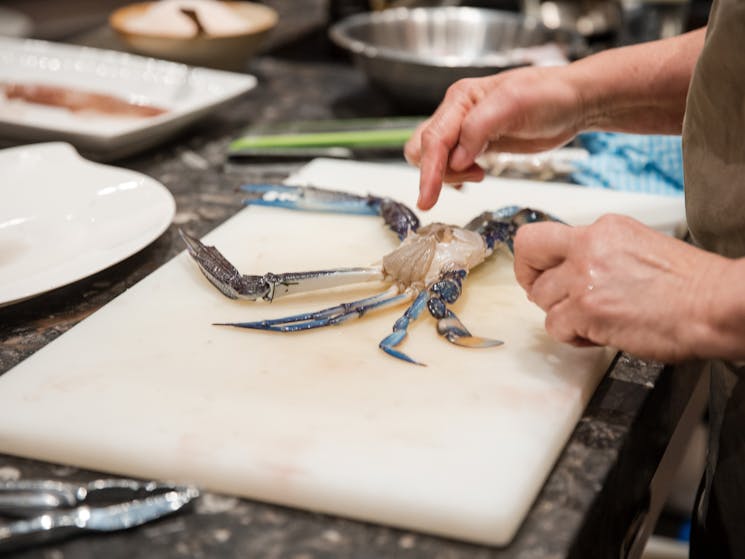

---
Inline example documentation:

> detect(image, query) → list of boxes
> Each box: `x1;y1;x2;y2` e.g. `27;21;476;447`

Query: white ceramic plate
0;142;176;307
0;37;257;159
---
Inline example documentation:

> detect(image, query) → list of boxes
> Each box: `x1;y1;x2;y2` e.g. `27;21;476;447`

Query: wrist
690;257;745;361
561;54;621;132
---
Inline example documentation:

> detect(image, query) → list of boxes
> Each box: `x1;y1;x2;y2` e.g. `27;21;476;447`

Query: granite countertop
0;3;702;557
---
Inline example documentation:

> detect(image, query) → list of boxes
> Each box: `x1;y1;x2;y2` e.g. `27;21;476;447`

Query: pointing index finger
417;133;448;210
416;87;477;210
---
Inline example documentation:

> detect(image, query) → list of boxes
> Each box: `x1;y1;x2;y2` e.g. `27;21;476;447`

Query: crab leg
380;271;504;365
180;230;384;301
241;184;420;240
427;271;503;350
218;285;412;331
379;289;432;365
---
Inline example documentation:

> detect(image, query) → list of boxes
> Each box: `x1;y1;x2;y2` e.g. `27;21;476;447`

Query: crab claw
241;184;419;240
426;272;503;349
180;229;384;302
436;313;504;348
465;206;564;252
180;229;262;300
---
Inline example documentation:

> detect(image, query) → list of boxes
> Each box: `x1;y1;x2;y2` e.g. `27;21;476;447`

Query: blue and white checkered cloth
570;132;684;196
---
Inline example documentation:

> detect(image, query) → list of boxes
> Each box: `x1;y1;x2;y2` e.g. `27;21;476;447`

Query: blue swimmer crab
180;184;557;365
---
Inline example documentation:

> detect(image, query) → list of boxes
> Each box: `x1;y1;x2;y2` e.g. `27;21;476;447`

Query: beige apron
682;0;745;554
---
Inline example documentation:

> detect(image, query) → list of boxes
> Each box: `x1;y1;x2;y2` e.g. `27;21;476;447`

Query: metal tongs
0;478;200;552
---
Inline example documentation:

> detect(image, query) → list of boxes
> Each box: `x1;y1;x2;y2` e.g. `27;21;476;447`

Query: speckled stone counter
0;5;703;558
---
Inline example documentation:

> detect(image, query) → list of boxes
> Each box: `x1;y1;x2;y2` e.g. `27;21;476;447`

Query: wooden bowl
110;2;278;71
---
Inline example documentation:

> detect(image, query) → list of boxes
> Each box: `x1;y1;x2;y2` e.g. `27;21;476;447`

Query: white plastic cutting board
0;159;685;545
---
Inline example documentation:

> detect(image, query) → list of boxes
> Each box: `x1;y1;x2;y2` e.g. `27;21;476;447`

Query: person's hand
513;214;742;363
405;66;585;210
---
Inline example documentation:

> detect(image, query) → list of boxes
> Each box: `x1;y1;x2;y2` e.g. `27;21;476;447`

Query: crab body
382;223;489;289
181;184;558;365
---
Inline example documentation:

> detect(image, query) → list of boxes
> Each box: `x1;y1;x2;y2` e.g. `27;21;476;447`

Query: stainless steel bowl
329;7;586;109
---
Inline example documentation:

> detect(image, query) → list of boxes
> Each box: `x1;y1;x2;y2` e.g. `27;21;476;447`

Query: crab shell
381;223;491;289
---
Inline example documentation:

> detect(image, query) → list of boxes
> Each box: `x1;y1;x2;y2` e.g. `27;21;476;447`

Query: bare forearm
566;28;706;135
694;257;745;362
406;28;707;209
